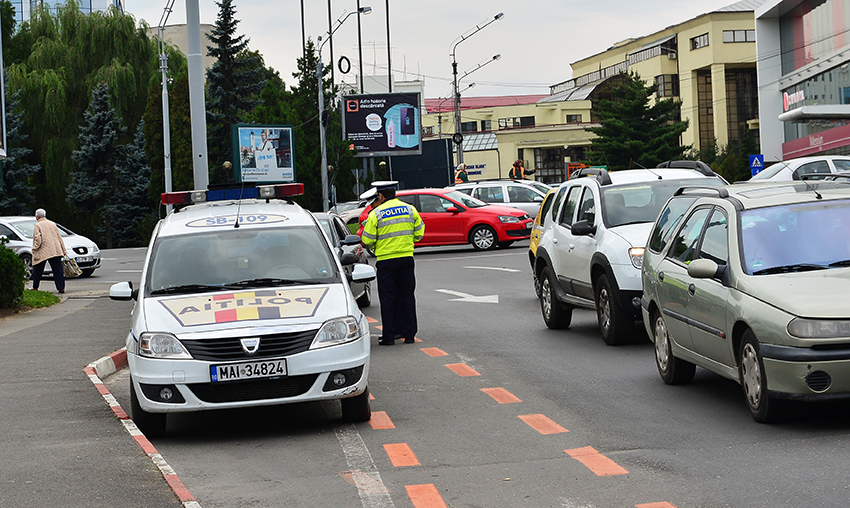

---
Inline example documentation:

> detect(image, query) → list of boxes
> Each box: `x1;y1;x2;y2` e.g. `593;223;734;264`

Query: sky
126;0;741;99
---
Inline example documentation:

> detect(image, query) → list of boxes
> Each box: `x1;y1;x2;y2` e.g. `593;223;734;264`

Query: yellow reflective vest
361;198;424;261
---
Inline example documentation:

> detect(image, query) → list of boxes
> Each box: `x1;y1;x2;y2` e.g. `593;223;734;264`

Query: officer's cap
371;180;398;192
359;187;377;200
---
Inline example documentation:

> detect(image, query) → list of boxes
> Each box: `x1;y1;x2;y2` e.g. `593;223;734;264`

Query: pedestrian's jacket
455;169;468;183
32;218;67;265
361;198;424;261
510;165;536;179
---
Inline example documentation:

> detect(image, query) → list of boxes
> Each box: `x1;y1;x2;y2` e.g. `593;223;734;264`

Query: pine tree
68;82;124;248
106;121;153;247
205;0;266;183
0;79;41;215
587;71;690;170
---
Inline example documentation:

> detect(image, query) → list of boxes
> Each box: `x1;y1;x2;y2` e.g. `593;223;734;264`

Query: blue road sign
749;154;765;176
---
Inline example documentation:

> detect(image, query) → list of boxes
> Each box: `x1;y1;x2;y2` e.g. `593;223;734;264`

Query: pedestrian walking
454;163;469;183
360;181;424;345
31;208;67;294
509;159;535;180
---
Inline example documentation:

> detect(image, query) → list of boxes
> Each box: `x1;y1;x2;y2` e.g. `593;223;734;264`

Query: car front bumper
763;344;850;400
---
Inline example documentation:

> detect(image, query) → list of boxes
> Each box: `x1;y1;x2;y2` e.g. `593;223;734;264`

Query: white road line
416;251;521;262
115;269;143;272
463;265;520;273
334;424;395;508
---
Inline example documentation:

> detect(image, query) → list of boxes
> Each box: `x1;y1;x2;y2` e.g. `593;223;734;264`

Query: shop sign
783;90;805;112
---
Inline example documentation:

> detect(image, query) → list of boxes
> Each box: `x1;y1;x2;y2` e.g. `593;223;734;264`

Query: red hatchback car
396;188;533;250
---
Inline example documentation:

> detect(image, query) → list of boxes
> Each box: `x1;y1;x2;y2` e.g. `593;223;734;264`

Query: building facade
756;0;850;161
10;0;123;27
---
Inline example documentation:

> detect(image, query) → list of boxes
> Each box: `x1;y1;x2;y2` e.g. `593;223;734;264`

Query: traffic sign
749;154;764;176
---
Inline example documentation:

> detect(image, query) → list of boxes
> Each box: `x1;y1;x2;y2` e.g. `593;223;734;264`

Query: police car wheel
130;379;167;437
470;225;497;250
341;387;372;422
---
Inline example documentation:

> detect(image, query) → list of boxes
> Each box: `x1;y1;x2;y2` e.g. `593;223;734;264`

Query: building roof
423;95;548;114
715;0;766;12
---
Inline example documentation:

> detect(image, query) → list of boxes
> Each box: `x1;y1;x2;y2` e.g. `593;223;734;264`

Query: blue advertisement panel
231;125;295;183
342;93;422;157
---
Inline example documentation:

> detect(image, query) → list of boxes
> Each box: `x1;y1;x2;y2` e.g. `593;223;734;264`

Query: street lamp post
159;0;176;213
318;7;372;212
451;12;503;165
436;83;474;139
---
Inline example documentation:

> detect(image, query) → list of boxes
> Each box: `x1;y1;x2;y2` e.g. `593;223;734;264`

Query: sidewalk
0;294;183;508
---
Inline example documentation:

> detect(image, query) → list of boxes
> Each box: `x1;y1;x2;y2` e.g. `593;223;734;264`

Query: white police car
109;184;376;436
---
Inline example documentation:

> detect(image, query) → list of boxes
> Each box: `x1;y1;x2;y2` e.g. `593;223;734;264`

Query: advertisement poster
231;125;295;183
342;93;421;157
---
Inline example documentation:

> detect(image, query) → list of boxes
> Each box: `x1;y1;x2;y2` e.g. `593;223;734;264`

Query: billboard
231;125;295;183
342;93;421;157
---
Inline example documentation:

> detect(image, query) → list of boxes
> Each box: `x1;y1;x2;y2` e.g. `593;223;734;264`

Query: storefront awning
778;105;850;123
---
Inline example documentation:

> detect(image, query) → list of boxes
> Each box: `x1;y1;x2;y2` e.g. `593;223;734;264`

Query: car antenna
802;178;823;200
630;160;663;180
234;181;246;228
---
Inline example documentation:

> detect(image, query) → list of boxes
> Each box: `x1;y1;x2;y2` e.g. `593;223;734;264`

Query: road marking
115;269;143;273
565;446;629;476
519;414;568;434
369;411;396;429
334;424;395;508
481;387;522;404
445;363;480;377
421;347;448;357
463;265;520;273
435;289;499;304
417;251;520;262
367;316;378;323
405;484;448;508
636;503;677;508
384;443;420;467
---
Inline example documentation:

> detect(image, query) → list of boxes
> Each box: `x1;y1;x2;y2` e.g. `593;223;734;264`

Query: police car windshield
148;226;338;293
443;190;487;208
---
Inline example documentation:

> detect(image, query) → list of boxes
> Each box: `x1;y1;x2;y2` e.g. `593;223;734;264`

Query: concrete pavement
0;292;184;508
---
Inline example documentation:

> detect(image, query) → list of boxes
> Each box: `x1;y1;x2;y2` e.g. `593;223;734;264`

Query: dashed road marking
519;414;568;434
565;446;629;476
421;347;448;357
445;363;480;377
370;411;396;429
636;503;677;508
384;443;420;467
405;484;448;508
481;387;522;404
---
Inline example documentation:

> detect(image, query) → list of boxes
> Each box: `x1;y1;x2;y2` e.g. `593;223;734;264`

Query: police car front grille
181;330;318;362
187;374;320;403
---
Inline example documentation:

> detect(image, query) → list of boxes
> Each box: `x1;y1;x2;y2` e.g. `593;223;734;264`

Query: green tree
0;79;41;215
587;71;690;170
0;0;15;64
205;0;265;183
108;121;153;247
7;3;158;231
68;82;124;248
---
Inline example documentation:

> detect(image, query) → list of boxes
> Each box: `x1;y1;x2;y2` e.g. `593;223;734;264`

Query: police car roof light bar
161;183;304;206
260;183;305;198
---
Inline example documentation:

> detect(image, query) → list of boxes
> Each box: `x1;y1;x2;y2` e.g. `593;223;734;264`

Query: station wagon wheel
540;266;572;329
470;225;497;250
595;275;632;346
653;311;695;384
739;330;786;423
130;378;167;437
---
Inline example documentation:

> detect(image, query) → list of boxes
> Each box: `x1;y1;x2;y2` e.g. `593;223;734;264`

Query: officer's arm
412;208;424;242
361;213;378;247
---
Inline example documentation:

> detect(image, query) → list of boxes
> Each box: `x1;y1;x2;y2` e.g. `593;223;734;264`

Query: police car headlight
138;332;192;359
312;317;361;349
498;215;520;223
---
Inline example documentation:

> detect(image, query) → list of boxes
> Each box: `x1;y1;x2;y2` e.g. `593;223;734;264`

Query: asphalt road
7;243;850;507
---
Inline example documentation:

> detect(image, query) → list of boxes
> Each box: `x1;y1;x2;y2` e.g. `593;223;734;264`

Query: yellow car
528;187;559;296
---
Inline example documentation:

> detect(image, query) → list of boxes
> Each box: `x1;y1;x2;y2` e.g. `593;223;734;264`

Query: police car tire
356;282;372;307
130;379;167;438
341;387;372;422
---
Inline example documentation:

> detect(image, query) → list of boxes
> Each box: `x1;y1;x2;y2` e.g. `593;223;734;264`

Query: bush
0;241;27;308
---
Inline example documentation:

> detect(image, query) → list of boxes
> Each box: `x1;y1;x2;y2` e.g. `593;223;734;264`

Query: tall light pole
159;0;176;213
451;12;503;165
319;7;372;212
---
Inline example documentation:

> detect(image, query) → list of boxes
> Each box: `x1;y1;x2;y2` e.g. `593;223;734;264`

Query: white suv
532;166;725;345
109;184;376;436
452;180;548;216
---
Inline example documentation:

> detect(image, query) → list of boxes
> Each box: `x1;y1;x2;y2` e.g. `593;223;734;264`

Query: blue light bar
207;187;259;201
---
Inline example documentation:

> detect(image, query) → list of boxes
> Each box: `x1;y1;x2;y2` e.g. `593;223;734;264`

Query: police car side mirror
342;234;362;246
340;252;359;266
109;281;137;301
351;263;376;283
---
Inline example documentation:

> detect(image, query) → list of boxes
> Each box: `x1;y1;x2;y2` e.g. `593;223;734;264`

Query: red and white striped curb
85;348;201;508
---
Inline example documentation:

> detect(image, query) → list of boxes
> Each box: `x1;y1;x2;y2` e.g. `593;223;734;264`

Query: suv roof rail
569;167;612;185
657;160;715;178
673;186;729;198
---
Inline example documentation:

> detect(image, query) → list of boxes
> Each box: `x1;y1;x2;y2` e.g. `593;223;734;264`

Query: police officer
361;181;424;345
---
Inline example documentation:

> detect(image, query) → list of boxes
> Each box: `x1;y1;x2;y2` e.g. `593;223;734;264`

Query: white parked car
0;216;101;278
750;155;850;181
452;179;548;216
109;183;376;436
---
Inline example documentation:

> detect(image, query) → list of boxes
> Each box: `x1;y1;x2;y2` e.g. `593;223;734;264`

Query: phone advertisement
231;125;295;183
342;93;422;157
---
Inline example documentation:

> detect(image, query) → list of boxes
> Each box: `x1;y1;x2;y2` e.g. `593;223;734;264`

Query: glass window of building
723;30;755;43
691;33;709;50
480;120;492;131
460;121;477;133
566;114;582;123
656;74;680;98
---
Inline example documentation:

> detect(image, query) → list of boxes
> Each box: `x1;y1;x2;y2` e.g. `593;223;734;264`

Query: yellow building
422;0;761;184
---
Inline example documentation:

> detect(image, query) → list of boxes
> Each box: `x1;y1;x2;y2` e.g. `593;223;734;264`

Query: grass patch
24;289;61;308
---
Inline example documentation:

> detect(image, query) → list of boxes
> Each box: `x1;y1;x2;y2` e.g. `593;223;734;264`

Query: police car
109;184;376;436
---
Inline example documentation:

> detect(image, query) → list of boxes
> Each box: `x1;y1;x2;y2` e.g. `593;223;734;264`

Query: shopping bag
63;256;83;278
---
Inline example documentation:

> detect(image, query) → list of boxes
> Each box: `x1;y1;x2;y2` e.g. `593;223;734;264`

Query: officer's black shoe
404;338;415;344
378;337;395;346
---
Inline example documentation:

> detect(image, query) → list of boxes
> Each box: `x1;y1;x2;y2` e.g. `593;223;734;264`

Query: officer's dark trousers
376;256;417;341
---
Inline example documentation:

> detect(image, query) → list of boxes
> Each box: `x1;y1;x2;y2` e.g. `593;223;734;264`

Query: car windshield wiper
150;283;242;295
752;263;828;275
225;278;313;288
828;259;850;268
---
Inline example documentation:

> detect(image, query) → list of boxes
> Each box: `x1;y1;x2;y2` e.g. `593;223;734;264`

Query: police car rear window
148;227;338;293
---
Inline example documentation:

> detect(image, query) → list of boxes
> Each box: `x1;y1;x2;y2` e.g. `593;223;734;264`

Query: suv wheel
540;266;572;329
470;225;497;250
595;275;632;345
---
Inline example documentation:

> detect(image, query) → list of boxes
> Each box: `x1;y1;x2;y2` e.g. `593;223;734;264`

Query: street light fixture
461;54;501;83
318;6;372;212
451;12;504;165
158;0;176;213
